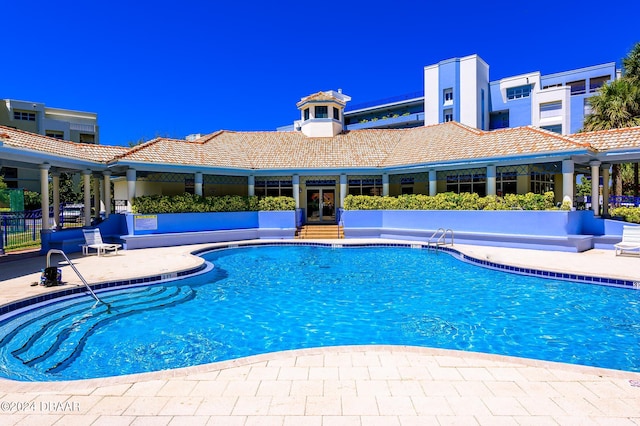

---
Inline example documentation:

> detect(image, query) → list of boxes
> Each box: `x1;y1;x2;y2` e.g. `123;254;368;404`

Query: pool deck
1;240;640;424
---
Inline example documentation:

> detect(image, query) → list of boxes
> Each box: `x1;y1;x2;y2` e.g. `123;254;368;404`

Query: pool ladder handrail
427;228;454;250
46;249;105;305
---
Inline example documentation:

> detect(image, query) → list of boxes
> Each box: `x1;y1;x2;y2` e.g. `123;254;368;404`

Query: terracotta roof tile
0;125;128;163
572;126;640;151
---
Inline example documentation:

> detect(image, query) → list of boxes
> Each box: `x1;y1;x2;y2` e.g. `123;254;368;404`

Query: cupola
295;90;351;137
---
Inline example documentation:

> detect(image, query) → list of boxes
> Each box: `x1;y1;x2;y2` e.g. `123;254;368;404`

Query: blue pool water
1;245;639;381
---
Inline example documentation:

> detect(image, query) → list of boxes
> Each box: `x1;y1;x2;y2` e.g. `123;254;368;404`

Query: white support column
591;161;601;216
83;170;92;226
248;175;255;197
429;170;437;196
126;168;137;212
486;165;496;196
562;159;575;206
339;174;347;208
93;175;101;220
194;172;203;196
602;165;610;216
103;171;112;217
51;172;60;229
292;174;300;208
40;164;51;230
382;173;389;197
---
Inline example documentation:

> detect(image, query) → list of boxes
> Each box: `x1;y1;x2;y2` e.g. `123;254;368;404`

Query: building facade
278;54;618;136
0;99;99;190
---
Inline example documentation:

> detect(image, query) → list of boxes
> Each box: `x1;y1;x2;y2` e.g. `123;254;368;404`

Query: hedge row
610;207;640;224
132;194;296;214
343;192;567;211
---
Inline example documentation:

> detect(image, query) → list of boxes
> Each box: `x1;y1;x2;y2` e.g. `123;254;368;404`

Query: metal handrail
427;228;454;250
46;249;105;305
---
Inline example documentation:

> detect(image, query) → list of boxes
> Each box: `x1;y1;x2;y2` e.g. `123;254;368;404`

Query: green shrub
610;207;640;223
258;196;296;211
344;192;559;211
132;194;295;214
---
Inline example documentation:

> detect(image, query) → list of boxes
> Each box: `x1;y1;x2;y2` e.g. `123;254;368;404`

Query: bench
614;226;640;256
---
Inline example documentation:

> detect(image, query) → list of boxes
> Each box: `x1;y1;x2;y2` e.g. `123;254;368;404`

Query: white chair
81;228;122;256
614;226;640;256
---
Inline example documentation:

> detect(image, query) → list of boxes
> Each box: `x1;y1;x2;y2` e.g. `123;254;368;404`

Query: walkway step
296;225;344;239
1;285;196;375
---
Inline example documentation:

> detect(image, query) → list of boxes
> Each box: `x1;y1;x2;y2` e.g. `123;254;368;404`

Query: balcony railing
345;91;424;112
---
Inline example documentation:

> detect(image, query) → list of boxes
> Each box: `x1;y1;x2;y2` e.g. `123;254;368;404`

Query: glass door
306;188;335;223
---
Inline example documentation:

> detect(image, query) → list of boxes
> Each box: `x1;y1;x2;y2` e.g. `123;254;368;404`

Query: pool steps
0;285;195;375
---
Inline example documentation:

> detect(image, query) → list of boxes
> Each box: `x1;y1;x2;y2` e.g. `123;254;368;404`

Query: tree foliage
582;41;640;196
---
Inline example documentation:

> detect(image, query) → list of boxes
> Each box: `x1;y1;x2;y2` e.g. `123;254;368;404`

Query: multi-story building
279;54;619;136
0;99;99;190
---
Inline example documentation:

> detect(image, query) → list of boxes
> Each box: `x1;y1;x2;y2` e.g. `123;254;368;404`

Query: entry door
306;188;335;223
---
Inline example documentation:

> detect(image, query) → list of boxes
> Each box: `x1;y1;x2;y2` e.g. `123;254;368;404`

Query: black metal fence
0;205;86;254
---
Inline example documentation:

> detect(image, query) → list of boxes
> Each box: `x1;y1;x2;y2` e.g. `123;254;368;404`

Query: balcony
70;123;96;133
345;113;424;130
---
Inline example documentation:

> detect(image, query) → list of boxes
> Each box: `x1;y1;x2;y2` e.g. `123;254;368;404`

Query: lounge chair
614;225;640;256
81;228;122;256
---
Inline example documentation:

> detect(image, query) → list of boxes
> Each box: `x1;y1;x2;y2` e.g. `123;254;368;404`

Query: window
303;108;309;121
589;75;609;92
506;85;532;100
539;101;562;119
489;111;509;130
79;133;95;144
530;172;555;194
46;131;64;140
315;106;328;118
0;167;18;189
496;171;517;196
13;111;35;121
445;171;486;196
185;178;195;194
584;98;593;116
541;124;562;134
443;109;453;122
567;79;586;95
542;83;562;89
443;88;453;104
348;178;382;196
254;180;293;197
333;107;340;120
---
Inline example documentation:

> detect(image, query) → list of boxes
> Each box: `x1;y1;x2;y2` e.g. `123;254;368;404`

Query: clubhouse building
1;88;640;230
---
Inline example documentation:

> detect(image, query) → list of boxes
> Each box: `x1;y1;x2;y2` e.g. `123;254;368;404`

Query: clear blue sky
3;0;638;146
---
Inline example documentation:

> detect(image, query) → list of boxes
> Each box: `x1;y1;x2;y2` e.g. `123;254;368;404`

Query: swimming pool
1;244;639;381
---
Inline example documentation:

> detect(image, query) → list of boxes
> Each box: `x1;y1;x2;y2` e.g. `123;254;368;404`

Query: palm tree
582;42;640;197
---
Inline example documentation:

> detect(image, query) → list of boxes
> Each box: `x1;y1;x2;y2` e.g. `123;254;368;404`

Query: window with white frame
333;107;340;120
443;109;453;122
539;101;562;119
506;85;532;100
304;108;309;120
583;98;592;116
443;88;453;104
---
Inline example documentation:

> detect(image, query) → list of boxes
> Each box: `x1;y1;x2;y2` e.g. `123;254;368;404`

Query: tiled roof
4;122;637;173
0;125;128;163
571;126;640;151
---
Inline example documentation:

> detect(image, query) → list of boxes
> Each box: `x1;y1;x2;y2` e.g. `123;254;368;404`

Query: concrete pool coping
1;239;640;423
